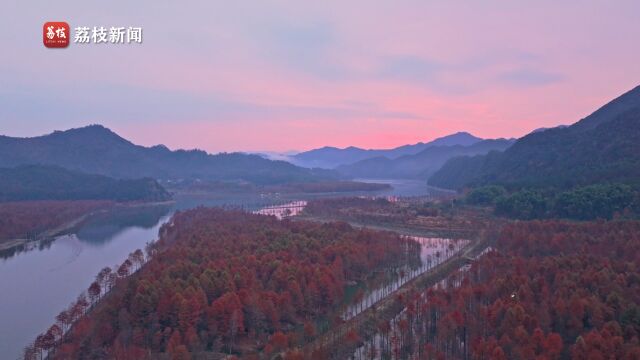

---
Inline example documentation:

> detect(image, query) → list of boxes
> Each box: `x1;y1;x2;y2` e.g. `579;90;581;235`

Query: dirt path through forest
291;215;494;358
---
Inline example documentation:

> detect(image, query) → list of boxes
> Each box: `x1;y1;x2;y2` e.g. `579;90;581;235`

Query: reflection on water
354;179;456;198
75;203;173;245
0;204;173;262
0;237;56;261
253;200;307;219
351;246;490;360
341;237;468;321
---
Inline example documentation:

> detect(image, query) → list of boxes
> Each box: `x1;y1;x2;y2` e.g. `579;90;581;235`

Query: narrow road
292;215;494;359
296;214;481;239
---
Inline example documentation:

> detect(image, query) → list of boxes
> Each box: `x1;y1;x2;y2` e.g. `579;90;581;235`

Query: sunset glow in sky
2;0;640;152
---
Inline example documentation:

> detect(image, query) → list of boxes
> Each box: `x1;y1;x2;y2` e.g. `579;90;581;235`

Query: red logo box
43;22;70;48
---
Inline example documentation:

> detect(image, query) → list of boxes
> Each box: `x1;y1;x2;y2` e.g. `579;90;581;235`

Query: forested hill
336;138;513;180
0;165;171;202
429;85;640;189
0;125;336;185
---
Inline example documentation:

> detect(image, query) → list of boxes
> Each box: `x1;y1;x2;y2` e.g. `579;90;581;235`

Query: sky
1;0;639;153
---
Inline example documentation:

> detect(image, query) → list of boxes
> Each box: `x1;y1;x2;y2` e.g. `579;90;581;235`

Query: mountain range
336;138;514;180
0;165;170;202
0;125;336;185
429;85;640;189
13;94;633;192
291;132;483;169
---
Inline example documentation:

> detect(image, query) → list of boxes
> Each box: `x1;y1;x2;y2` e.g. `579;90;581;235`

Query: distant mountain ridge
291;132;483;169
0;125;336;185
429;85;640;189
337;138;514;179
0;165;170;202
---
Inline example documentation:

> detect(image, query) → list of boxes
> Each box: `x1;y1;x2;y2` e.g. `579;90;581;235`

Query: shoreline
0;200;176;253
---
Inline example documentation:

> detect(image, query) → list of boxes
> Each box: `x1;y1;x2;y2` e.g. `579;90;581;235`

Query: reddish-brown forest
363;220;640;359
45;208;419;359
0;200;112;243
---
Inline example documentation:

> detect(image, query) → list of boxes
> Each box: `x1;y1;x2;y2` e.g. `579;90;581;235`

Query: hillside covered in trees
0;165;171;202
337;139;513;180
44;209;420;359
464;183;640;220
0;125;336;185
429;85;640;190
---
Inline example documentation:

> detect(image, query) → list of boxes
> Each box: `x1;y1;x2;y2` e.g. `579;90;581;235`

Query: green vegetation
553;183;636;220
465;185;506;205
469;183;640;220
0;165;171;202
495;189;548;219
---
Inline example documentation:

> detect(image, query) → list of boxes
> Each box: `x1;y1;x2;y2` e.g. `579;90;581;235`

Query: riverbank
0;200;175;253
